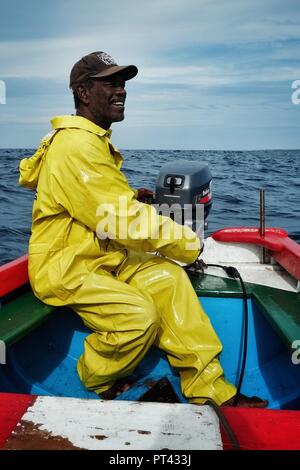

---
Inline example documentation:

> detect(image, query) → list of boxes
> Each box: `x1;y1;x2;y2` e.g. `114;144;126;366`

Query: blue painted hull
1;295;300;409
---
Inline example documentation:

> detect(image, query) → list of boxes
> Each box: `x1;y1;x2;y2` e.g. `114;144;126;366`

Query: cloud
138;65;300;86
1;0;300;79
0;0;299;149
0;36;97;80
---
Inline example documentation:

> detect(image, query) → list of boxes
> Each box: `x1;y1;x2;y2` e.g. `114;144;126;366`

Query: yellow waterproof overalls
19;115;236;405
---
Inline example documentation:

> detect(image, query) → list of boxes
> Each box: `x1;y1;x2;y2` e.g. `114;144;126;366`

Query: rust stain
90;435;108;441
137;430;151;435
3;419;85;450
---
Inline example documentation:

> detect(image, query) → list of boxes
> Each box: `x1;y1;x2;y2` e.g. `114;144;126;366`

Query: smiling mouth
111;101;125;109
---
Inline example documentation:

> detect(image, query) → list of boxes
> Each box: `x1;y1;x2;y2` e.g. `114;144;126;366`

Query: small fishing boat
1;160;300;450
1;223;300;450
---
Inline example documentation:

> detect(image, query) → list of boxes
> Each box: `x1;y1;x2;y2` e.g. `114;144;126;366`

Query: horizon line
1;147;300;152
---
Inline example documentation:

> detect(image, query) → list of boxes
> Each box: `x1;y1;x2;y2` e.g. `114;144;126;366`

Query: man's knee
154;257;188;283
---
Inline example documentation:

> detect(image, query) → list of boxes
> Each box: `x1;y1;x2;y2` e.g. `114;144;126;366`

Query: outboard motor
155;160;212;234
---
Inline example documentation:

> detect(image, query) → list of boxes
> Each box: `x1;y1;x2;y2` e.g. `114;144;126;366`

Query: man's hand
136;188;154;203
183;242;205;271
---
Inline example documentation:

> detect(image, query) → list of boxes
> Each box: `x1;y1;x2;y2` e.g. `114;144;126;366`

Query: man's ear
76;84;91;106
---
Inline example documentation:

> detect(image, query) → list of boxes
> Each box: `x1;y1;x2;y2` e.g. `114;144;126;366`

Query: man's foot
100;378;135;400
222;393;268;408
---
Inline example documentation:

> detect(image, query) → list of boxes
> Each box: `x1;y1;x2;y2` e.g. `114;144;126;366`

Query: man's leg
118;253;236;406
70;269;160;394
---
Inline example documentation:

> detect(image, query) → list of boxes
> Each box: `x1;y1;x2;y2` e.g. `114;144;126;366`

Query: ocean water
0;148;299;266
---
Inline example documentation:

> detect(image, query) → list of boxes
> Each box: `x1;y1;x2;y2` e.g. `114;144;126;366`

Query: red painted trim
212;227;300;281
212;227;288;251
220;407;300;450
0;392;36;448
0;255;29;297
271;237;300;282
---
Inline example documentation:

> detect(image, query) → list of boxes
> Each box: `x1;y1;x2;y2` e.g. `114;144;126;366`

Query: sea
0;148;299;266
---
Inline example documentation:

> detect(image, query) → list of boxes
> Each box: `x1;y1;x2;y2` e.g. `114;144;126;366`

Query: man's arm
50;135;200;264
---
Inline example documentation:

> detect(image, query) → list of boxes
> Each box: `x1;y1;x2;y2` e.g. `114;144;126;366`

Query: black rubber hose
232;273;248;407
208;400;240;450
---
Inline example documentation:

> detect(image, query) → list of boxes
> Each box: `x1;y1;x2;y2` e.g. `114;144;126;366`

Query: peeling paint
3;396;223;450
3;420;84;450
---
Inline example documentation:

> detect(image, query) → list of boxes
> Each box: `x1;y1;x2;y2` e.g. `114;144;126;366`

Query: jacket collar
51;115;112;138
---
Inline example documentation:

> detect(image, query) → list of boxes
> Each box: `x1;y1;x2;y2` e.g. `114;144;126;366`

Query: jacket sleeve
49;134;200;264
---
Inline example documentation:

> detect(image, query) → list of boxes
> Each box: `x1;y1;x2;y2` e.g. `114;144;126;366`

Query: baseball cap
70;51;138;88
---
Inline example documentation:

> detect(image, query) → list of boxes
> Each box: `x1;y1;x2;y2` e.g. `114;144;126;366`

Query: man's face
87;76;127;130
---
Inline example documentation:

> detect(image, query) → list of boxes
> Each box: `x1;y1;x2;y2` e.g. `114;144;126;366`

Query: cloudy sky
0;0;299;149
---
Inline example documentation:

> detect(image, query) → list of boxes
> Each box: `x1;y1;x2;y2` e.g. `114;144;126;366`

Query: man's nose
116;86;126;97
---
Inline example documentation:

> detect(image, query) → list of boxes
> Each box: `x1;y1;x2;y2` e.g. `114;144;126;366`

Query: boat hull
1;293;300;410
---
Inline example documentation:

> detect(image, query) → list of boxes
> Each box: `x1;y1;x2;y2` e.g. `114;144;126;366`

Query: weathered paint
0;393;36;448
2;396;223;450
2;393;300;450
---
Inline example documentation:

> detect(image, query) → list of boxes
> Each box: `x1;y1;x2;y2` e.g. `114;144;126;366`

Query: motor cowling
155;160;212;233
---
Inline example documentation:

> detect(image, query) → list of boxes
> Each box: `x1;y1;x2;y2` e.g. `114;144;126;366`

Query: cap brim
90;65;138;81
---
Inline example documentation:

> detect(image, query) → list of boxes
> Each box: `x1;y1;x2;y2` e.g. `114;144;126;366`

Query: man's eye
109;82;126;88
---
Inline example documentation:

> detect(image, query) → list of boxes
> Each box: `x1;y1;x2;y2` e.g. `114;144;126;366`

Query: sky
0;0;300;150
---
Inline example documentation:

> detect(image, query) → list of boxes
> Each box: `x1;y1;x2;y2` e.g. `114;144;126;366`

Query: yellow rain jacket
19;115;235;404
20;116;200;304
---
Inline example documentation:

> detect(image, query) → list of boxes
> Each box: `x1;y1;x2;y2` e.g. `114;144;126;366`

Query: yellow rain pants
19;115;236;405
75;252;236;404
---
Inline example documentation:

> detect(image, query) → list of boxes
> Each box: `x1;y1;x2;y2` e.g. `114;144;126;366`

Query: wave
0;148;299;264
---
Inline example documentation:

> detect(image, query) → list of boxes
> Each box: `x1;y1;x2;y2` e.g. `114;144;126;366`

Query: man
19;51;267;407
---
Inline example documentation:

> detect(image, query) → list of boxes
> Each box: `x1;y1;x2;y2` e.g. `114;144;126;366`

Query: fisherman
19;52;267;407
